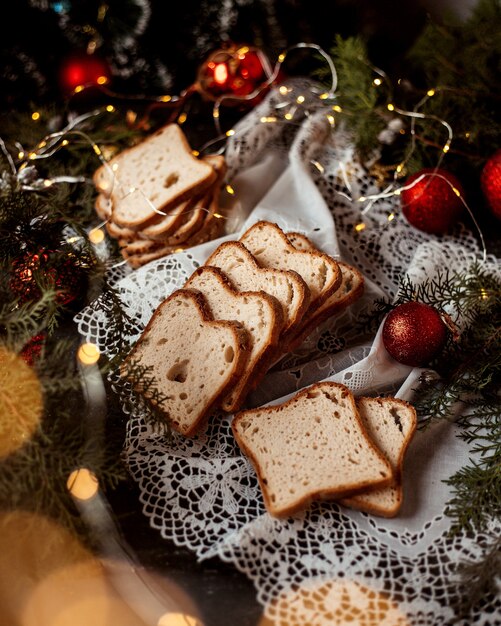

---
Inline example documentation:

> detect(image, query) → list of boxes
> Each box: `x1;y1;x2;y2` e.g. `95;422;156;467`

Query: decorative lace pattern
76;81;501;625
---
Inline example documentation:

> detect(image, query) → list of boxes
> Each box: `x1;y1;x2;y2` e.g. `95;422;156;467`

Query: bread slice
205;241;310;337
284;232;364;351
232;382;393;517
340;397;417;517
94;124;217;228
140;155;226;242
239;221;342;311
121;289;250;436
185;266;285;412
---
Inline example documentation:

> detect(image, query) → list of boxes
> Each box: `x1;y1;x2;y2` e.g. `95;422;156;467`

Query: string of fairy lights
2;42;488;264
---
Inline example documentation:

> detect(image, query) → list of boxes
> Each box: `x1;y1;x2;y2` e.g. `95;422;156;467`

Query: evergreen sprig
319;0;501;173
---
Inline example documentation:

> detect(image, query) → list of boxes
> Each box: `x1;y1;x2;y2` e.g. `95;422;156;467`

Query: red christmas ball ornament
20;333;46;366
60;54;110;93
382;302;448;367
196;44;274;104
400;168;464;234
480;149;501;221
10;249;86;306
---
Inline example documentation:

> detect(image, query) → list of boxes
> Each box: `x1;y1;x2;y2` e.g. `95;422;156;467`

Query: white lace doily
75;80;501;625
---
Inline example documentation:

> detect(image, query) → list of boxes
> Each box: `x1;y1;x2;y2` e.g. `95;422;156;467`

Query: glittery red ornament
20;333;46;366
382;302;448;367
10;249;86;306
196;44;273;103
480;149;501;221
401;168;464;234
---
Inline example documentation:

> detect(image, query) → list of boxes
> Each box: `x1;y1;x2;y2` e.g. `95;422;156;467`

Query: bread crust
232;381;394;517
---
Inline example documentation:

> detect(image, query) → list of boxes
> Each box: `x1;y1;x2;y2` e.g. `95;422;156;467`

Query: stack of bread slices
122;220;417;517
93;124;228;268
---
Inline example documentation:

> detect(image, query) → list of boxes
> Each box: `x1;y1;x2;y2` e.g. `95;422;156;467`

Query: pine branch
115;360;172;438
453;534;501;620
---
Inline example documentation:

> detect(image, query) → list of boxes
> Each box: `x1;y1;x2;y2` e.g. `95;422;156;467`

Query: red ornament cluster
382;302;448;367
10;249;85;306
400;168;464;234
196;44;272;102
481;149;501;221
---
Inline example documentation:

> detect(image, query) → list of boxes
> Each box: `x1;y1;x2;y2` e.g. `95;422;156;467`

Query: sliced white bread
121;289;250;436
204;241;310;337
340;397;417;517
284;232;364;351
232;381;393;517
185;266;285;413
139;155;227;242
239;221;342;311
94;124;217;228
94;194;112;221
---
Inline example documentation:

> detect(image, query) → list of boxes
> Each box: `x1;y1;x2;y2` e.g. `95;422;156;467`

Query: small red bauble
480;149;501;221
20;333;46;366
196;44;273;103
400;168;464;234
60;55;110;93
10;249;86;306
382;302;448;366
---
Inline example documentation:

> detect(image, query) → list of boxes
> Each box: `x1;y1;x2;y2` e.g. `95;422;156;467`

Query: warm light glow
18;151;24;159
225;184;235;195
480;288;489;300
31;112;40;121
111;163;119;171
312;161;324;173
427;89;436;97
191;150;199;157
443;143;450;153
160;95;172;102
452;186;461;197
279;85;289;95
93;144;102;156
327;114;335;126
74;85;85;93
28;152;37;160
96;76;108;85
260;116;277;123
178;112;187;124
106;104;115;112
396;164;404;173
43;180;53;187
373;78;382;86
278;52;286;62
158;613;202;626
284;112;293;120
387;103;395;111
89;228;105;244
213;213;224;219
62;139;69;146
214;63;228;85
319;92;330;99
67;468;99;501
296;95;305;104
355;222;366;232
237;45;250;56
388;212;395;221
332;105;342;113
226;129;235;137
77;343;100;365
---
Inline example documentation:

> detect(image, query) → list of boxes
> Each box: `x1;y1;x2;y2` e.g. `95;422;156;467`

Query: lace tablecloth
76;81;501;625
